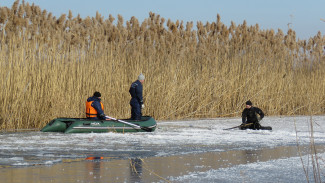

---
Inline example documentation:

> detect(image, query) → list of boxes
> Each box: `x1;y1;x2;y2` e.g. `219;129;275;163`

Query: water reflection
130;158;143;182
85;158;102;183
244;149;261;163
0;145;324;183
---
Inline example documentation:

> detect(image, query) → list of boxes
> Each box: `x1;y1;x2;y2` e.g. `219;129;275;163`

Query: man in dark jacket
240;100;264;130
86;91;108;120
129;73;145;120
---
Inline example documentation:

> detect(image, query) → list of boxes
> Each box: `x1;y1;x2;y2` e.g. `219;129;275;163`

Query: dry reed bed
0;1;324;130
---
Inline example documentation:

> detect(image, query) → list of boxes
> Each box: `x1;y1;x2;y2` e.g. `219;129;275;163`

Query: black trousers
130;102;142;120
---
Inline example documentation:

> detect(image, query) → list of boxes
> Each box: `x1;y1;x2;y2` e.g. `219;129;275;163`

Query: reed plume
0;1;324;130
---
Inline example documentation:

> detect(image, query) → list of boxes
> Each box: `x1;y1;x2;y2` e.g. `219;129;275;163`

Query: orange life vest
86;100;104;118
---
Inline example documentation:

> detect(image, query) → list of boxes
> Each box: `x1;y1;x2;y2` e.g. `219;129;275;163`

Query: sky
1;0;325;40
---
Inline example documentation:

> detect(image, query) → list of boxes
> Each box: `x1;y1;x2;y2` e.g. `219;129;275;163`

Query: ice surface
1;116;324;158
0;115;324;182
169;152;325;183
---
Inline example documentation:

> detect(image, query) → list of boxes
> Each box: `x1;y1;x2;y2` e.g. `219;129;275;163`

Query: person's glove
141;104;145;109
99;113;106;119
257;116;262;121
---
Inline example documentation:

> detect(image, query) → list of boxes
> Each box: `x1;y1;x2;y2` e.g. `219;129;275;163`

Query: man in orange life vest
86;91;109;120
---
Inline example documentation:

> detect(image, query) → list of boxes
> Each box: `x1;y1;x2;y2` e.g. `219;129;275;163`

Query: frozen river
0;116;324;182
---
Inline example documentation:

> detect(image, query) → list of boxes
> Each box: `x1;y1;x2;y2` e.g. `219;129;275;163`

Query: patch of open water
0;145;323;182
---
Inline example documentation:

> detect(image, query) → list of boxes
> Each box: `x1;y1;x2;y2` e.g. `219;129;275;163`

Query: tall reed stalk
0;1;324;130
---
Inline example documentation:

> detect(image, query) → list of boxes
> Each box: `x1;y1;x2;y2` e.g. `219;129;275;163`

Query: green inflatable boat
41;116;157;133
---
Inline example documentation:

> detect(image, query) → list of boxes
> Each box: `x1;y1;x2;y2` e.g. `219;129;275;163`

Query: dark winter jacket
129;80;143;105
242;107;264;124
86;96;106;119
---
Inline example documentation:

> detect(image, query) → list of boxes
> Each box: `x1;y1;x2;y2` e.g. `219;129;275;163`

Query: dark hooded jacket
129;80;143;105
242;107;264;124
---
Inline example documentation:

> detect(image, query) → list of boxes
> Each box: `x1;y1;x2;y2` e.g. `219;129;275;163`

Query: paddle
223;123;253;130
105;116;153;132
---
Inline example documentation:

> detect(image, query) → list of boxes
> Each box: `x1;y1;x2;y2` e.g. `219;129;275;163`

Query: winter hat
246;100;252;105
138;73;145;80
93;91;101;98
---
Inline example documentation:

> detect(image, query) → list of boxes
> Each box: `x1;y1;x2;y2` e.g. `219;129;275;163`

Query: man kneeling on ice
240;100;264;130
